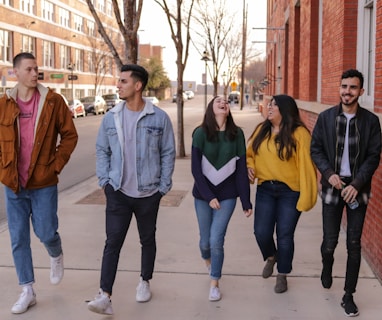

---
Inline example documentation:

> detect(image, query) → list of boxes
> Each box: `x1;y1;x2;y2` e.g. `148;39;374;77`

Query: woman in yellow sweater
247;94;317;293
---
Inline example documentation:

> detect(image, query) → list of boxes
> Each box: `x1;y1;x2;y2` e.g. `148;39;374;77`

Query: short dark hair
120;64;149;90
13;52;36;68
341;69;364;89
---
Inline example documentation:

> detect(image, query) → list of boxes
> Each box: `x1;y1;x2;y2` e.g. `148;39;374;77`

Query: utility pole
240;0;247;110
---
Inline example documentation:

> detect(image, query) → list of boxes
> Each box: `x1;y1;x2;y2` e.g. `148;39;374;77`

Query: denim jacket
95;100;175;195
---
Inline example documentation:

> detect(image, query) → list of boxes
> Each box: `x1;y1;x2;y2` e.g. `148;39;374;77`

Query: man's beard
341;94;358;106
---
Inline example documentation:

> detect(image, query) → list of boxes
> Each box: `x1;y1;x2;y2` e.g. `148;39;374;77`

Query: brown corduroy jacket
0;84;78;193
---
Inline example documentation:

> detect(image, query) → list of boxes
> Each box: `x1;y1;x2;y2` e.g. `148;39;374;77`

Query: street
0;94;259;226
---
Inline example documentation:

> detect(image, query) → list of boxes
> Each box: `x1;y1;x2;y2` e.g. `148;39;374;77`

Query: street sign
68;75;78;81
231;81;237;91
38;72;44;80
50;74;64;79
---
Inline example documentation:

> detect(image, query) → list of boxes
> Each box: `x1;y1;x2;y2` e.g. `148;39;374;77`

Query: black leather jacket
310;103;381;196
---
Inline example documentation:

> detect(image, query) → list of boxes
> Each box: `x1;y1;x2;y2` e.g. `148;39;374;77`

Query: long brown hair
194;96;239;142
249;94;308;160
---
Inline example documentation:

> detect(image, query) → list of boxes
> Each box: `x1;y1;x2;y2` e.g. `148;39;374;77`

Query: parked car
68;99;86;118
185;90;195;99
102;93;121;111
80;96;106;115
228;91;241;104
145;96;159;105
172;92;188;102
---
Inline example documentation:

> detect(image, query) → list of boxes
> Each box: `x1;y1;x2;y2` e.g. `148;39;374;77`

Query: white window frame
87;20;95;37
357;0;375;108
21;35;34;53
20;0;35;14
1;0;14;6
42;40;54;68
0;29;12;63
59;7;70;28
60;45;70;69
41;0;54;22
75;49;83;72
74;14;83;33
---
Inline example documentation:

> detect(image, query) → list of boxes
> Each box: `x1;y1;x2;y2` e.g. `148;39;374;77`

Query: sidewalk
0;104;381;319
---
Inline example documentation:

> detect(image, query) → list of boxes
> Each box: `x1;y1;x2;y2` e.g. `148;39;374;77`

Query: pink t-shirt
17;90;40;187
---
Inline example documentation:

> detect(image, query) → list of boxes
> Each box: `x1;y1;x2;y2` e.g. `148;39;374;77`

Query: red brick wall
300;108;382;283
268;0;382;282
321;0;358;105
298;0;319;101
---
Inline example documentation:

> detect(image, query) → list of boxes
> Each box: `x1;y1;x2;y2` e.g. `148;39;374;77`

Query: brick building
264;0;382;282
0;0;164;100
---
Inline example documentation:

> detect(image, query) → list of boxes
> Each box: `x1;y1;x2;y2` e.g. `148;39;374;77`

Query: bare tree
85;0;143;67
192;0;235;96
86;37;109;95
154;0;196;158
222;35;243;96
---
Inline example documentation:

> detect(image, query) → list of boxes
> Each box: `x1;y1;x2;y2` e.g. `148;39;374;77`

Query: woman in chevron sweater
191;96;253;302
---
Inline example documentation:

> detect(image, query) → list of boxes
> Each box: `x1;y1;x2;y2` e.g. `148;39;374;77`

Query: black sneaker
320;265;333;289
341;294;359;317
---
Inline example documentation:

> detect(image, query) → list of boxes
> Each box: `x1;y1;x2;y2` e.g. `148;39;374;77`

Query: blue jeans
321;201;366;294
254;181;301;274
100;185;162;295
194;198;236;280
5;185;62;285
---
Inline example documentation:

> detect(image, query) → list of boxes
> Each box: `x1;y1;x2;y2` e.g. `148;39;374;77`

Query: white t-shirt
340;112;356;177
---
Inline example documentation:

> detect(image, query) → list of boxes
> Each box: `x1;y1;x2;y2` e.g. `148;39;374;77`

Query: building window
41;0;54;22
107;56;113;75
87;51;94;73
106;0;112;16
21;35;34;53
87;20;95;37
75;49;83;72
358;0;375;107
98;0;105;12
74;14;83;33
60;45;70;69
59;7;70;28
0;29;13;63
42;40;54;68
1;0;14;7
20;0;35;14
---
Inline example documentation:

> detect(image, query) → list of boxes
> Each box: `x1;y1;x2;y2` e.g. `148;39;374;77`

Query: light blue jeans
194;198;236;280
5;185;62;285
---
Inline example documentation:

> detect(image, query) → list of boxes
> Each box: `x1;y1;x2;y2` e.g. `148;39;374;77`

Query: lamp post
201;50;211;110
67;63;75;101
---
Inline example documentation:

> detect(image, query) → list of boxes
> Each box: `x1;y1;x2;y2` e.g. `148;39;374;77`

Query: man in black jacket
311;69;381;317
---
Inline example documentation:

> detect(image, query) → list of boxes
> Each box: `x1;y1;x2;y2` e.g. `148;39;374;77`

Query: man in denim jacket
88;64;175;315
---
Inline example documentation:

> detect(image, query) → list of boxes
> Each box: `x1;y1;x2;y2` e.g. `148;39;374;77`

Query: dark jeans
321;201;366;294
100;185;162;295
254;181;301;274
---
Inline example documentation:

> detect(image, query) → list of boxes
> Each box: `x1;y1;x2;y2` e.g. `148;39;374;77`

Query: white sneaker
11;288;36;314
136;278;152;302
88;289;113;315
209;286;221;301
50;253;64;285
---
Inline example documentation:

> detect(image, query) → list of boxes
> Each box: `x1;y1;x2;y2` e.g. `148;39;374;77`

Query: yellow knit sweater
246;126;317;212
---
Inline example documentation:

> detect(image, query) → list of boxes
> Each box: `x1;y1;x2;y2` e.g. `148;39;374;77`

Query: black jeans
321;201;366;294
100;185;162;295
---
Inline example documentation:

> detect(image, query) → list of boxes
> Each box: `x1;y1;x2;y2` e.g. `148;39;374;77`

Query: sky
139;0;267;83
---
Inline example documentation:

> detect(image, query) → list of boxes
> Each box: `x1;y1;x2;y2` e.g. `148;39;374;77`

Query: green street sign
50;74;64;79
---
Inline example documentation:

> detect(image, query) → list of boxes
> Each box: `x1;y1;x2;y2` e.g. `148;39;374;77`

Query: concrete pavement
0;101;381;319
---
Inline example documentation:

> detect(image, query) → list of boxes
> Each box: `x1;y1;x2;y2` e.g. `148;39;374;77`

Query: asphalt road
0;94;210;226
